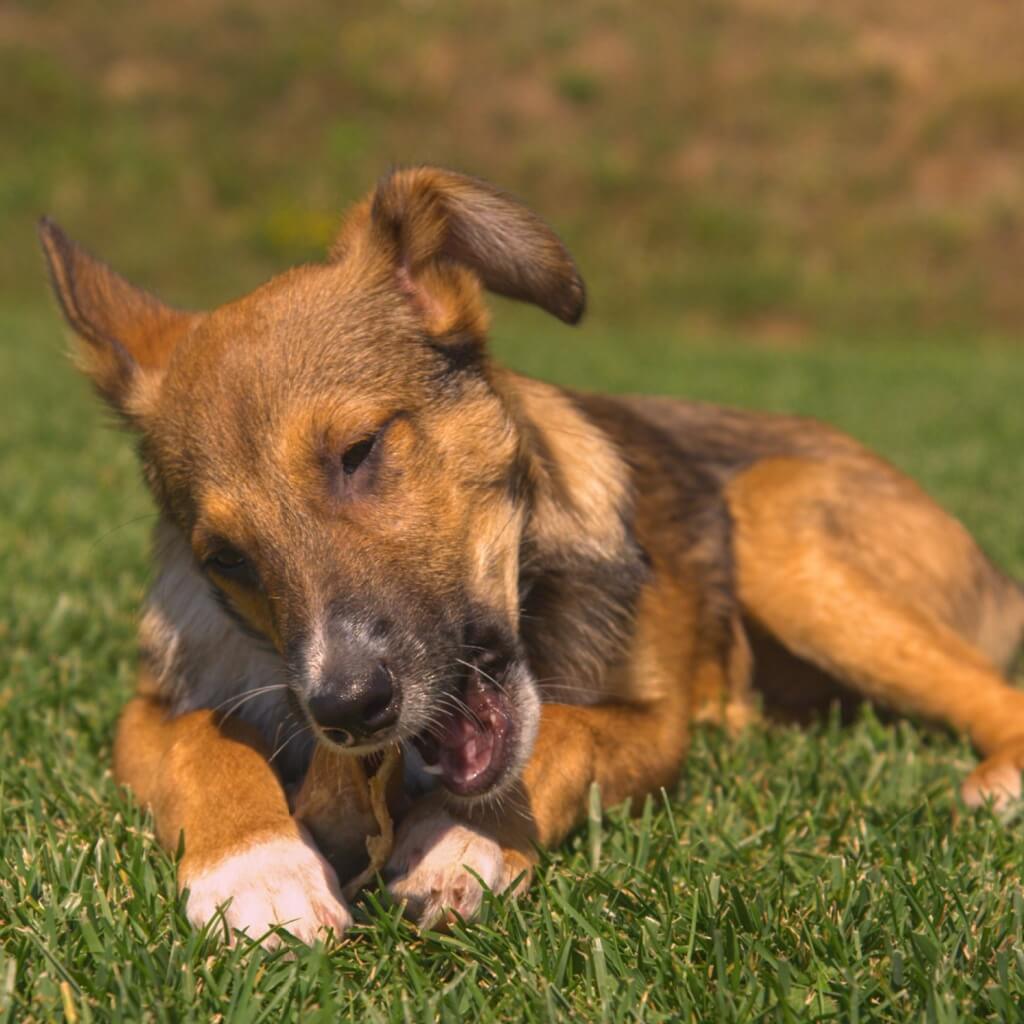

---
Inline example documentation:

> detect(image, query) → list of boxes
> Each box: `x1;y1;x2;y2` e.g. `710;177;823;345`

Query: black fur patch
518;538;651;696
426;332;485;378
568;392;744;673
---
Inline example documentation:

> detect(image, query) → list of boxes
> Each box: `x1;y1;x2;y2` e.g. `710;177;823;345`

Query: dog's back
581;391;1024;675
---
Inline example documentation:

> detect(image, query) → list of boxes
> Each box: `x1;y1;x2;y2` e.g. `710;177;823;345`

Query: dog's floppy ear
331;167;586;337
38;218;196;420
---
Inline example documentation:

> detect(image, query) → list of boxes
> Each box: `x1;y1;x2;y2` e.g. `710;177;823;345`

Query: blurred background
4;0;1024;347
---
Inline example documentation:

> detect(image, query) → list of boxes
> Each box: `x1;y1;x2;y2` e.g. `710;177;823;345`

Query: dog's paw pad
184;827;353;946
385;810;507;927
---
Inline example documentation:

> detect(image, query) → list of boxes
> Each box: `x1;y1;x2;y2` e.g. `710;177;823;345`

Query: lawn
2;306;1024;1022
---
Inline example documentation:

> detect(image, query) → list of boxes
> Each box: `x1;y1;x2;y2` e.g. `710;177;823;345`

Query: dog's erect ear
38;218;196;419
331;167;586;337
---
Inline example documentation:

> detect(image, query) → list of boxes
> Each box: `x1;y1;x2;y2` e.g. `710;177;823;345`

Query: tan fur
113;672;299;874
40;166;1024;942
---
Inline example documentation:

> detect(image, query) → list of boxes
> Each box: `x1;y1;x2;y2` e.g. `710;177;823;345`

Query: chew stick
293;744;401;898
341;747;400;900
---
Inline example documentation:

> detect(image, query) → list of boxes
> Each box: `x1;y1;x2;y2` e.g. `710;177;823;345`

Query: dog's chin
411;663;540;803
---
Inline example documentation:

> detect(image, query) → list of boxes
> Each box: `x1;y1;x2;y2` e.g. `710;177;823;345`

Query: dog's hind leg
727;457;1024;811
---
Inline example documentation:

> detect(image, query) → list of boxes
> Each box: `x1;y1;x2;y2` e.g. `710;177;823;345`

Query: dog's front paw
961;739;1024;815
385;808;523;927
182;826;353;946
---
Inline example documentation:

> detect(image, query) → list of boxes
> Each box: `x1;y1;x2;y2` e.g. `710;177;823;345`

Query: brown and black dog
40;167;1024;945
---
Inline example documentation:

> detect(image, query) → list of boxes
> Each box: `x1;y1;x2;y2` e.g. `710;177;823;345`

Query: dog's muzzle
411;665;518;798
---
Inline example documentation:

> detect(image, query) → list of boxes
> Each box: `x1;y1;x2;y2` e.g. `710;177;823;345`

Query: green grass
3;306;1024;1021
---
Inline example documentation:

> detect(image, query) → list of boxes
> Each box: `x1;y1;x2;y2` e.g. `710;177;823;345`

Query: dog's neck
495;371;650;701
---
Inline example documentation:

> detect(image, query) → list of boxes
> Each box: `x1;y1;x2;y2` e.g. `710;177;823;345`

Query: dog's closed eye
341;434;377;476
204;545;259;587
331;428;389;501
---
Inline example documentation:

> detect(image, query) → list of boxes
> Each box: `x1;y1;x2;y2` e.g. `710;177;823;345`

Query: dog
40;166;1024;945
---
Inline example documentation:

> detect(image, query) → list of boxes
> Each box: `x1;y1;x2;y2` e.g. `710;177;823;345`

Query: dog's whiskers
213;683;289;722
454;656;499;687
436;691;486;731
269;723;312;765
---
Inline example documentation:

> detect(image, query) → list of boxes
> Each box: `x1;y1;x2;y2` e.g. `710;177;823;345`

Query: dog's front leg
384;794;519;926
114;678;352;945
386;696;689;926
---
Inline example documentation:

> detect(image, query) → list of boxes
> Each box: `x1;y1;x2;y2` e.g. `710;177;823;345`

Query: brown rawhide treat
293;744;401;894
341;747;401;900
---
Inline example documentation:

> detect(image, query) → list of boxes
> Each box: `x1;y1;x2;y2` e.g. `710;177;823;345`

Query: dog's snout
308;661;398;743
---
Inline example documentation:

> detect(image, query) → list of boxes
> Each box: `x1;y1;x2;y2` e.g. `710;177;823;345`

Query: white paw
183;826;353;946
960;739;1024;818
385;809;508;927
961;762;1023;814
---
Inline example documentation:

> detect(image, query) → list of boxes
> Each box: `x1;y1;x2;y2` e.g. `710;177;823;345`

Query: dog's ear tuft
38;218;196;420
332;167;586;336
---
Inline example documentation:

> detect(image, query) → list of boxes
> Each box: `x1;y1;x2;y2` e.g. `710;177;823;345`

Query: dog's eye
341;434;377;476
206;547;249;574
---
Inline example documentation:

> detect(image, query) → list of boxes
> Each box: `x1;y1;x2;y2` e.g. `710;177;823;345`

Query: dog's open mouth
412;672;515;797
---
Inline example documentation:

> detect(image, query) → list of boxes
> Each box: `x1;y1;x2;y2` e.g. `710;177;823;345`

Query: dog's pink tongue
438;715;495;789
438;679;511;796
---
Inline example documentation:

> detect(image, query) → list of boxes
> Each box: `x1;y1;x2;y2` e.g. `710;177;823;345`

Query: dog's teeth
420;761;444;775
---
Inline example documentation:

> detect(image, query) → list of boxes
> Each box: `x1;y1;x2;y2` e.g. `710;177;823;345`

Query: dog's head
40;167;586;800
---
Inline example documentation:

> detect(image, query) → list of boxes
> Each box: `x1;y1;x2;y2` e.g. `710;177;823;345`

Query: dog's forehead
164;267;435;409
184;265;426;379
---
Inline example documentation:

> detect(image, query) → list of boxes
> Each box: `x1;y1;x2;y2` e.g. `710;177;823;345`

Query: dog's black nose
308;662;398;743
